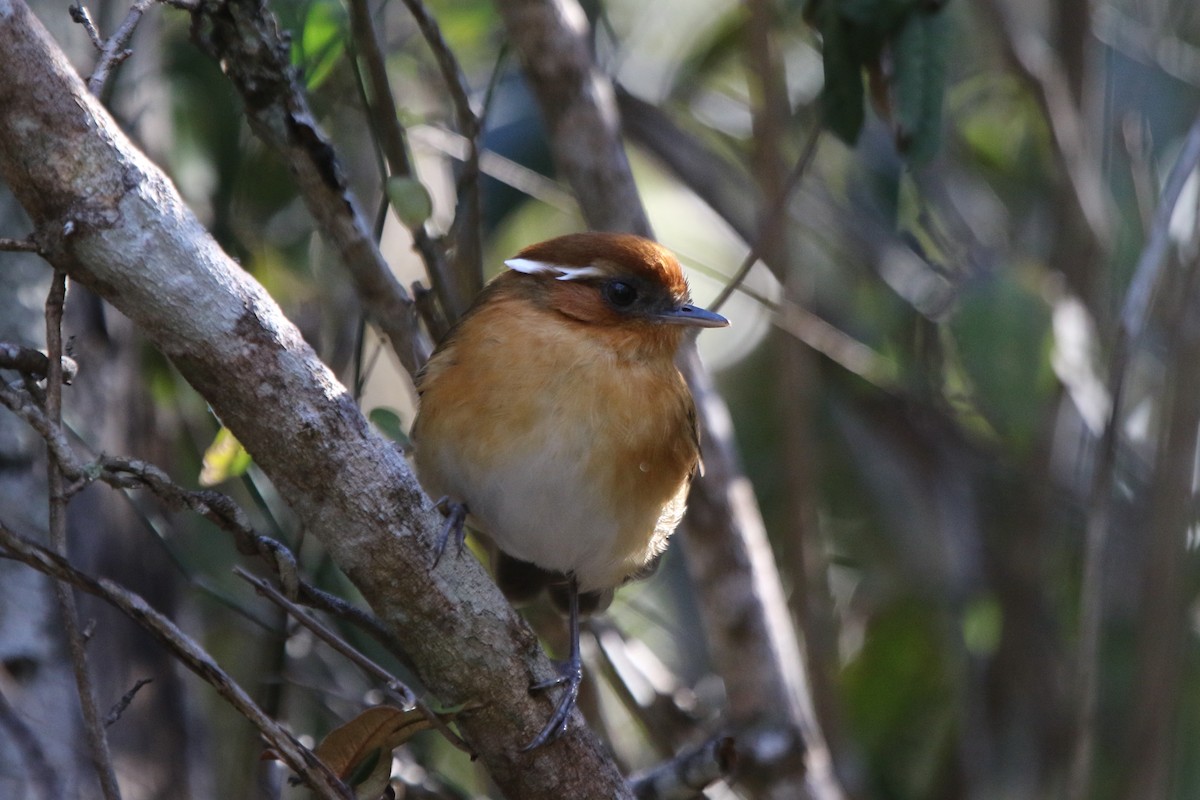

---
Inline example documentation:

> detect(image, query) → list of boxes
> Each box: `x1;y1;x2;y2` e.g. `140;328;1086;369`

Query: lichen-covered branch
0;2;629;796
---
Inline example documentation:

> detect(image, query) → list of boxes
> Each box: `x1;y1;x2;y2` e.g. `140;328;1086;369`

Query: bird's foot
521;655;584;751
431;497;469;566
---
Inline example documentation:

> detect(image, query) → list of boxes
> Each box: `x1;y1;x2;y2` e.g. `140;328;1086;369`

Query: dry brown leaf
314;705;437;799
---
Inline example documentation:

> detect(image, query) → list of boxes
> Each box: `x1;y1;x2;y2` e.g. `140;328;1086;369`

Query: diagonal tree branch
494;0;650;235
0;522;352;799
187;0;430;374
0;3;628;797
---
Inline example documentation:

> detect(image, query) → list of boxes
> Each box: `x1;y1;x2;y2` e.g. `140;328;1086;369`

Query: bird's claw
432;497;469;567
521;656;583;751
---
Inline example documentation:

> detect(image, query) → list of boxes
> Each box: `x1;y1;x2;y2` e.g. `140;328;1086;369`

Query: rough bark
0;2;629;797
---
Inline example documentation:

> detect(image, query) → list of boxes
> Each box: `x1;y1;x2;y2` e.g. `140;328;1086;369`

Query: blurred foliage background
4;0;1200;798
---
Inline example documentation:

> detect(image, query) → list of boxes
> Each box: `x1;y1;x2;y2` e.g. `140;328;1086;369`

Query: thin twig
234;567;474;755
0;342;78;383
1120;113;1200;336
190;2;431;374
344;0;478;323
43;272;123;800
708;122;822;315
0;380;104;494
298;579;415;664
71;1;154;97
345;0;417;181
589;619;696;755
398;0;475;138
0;380;412;670
68;4;104;50
978;0;1110;255
104;678;153;727
89;1;152;96
0;236;39;252
0;524;352;799
1070;110;1200;800
1117;252;1200;800
409;125;575;209
397;0;485;317
775;299;895;389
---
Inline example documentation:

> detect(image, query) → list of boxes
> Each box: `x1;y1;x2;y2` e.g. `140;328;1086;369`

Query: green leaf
892;9;950;164
386;176;434;229
819;8;866;144
199;426;253;487
368;407;411;449
949;267;1054;452
962;595;1003;656
952;75;1049;177
294;0;347;91
840;0;921;32
843;598;958;798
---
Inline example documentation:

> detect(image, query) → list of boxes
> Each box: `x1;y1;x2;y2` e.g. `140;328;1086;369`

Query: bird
410;232;728;749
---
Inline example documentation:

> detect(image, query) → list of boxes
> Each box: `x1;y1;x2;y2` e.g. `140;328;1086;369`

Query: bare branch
0;235;39;252
411;124;575;209
494;0;650;235
42;271;122;800
72;0;155;96
1118;254;1200;799
0;523;352;799
1121;113;1200;337
629;736;736;800
395;0;485;317
0;376;410;669
617;88;756;240
0;4;632;795
708;123;822;314
590;619;699;754
775;299;894;389
0;383;83;477
978;0;1111;255
0;342;78;383
68;3;104;50
103;678;153;728
1070;110;1200;800
398;0;475;138
343;0;478;324
1;367;463;765
189;0;430;374
234;567;473;756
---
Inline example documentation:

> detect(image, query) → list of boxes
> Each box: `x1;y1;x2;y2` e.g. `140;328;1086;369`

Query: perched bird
411;232;728;748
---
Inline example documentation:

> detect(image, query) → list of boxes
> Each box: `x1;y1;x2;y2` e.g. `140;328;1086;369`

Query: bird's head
498;233;728;357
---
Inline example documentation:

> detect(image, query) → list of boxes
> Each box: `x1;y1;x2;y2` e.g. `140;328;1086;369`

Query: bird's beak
654;304;730;328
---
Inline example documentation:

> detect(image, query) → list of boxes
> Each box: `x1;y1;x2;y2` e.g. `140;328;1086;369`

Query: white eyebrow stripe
504;258;605;282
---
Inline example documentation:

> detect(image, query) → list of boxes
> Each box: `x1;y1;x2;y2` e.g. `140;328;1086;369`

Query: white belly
425;430;669;593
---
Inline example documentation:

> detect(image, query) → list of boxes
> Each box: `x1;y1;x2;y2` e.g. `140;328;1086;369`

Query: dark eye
604;280;638;308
